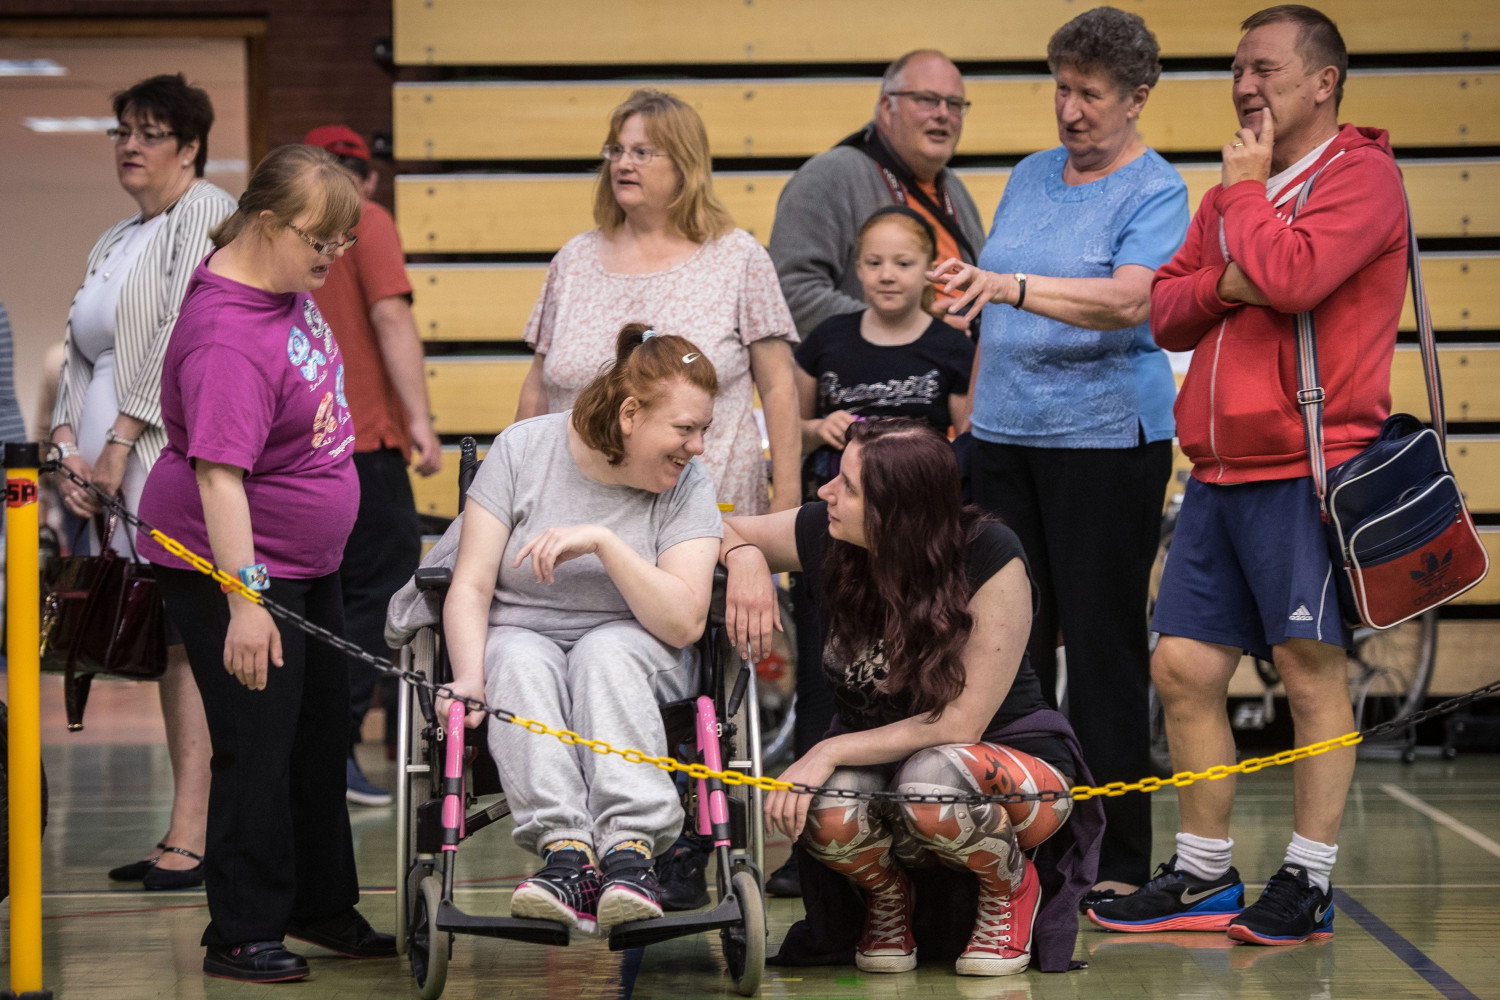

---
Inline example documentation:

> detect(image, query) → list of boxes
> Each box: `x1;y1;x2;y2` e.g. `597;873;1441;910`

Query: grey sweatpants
483;620;697;858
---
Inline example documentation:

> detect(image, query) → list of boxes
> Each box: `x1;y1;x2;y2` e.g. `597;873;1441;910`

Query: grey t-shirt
466;412;724;642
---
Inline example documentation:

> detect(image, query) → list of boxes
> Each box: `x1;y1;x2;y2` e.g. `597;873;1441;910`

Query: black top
793;502;1068;765
794;310;974;501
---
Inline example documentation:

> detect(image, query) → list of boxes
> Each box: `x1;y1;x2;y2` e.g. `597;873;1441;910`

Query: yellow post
4;442;50;1000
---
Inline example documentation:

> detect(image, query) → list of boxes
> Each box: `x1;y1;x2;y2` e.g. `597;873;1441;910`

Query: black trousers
341;448;422;749
788;571;835;759
157;566;360;945
972;435;1172;885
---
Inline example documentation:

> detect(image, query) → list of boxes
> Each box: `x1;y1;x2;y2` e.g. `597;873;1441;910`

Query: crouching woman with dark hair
434;323;724;938
719;419;1104;977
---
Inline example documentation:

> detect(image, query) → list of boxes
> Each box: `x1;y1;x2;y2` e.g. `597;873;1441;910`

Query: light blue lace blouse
972;146;1188;448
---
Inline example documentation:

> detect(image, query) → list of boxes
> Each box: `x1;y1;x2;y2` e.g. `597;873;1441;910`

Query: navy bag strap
1287;161;1447;520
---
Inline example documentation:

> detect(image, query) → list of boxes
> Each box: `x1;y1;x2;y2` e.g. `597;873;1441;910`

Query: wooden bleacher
395;161;1500;253
393;0;1500;65
393;0;1500;697
395;71;1500;161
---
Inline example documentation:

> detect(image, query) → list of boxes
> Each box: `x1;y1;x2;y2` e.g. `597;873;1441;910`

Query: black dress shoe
108;842;166;882
655;838;710;911
286;908;396;958
142;846;205;890
1078;887;1119;914
766;851;802;898
203;941;309;983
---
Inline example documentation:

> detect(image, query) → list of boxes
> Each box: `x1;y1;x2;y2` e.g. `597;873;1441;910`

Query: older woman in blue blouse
929;6;1188;900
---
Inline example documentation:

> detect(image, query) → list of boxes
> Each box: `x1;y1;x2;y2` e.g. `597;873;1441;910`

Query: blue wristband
238;563;270;592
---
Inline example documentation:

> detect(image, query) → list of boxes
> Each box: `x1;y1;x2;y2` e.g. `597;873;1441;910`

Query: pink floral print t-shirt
523;228;797;514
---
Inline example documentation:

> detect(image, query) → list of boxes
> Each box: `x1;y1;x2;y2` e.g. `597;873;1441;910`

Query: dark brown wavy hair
571;322;719;465
823;419;989;719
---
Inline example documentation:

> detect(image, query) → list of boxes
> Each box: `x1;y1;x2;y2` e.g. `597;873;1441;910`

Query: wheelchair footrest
606;892;744;951
435;900;572;947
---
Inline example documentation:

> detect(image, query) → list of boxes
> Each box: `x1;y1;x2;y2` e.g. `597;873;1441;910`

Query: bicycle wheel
1348;609;1439;735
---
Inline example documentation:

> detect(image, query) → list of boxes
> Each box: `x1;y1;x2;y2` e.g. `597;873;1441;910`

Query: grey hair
879;48;951;96
1047;6;1162;93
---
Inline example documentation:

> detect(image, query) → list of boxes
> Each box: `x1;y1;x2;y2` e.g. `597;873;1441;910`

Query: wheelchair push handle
442;701;468;849
457;436;479;513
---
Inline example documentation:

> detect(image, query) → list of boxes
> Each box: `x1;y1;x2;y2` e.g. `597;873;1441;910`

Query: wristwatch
1012;273;1028;310
105;428;138;449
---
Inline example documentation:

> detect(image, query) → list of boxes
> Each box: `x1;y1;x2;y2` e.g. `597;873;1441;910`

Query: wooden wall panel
394;0;1500;66
395;71;1500;161
396;161;1500;254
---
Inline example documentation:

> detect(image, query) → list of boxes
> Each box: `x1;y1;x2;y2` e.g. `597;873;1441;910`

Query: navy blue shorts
1152;476;1352;661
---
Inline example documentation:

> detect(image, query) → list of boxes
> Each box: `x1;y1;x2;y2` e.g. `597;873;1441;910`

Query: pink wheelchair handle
442;701;466;849
694;696;731;846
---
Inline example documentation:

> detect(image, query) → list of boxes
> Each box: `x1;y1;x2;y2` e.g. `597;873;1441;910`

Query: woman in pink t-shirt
140;145;393;984
514;89;801;517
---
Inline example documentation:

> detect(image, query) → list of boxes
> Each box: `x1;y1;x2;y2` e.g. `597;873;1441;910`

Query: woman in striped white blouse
48;73;236;891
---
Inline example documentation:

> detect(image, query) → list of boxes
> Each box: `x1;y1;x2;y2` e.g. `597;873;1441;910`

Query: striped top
53;180;237;470
0;301;27;445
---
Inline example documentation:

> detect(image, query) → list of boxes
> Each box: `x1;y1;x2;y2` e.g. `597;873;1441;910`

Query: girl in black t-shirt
794;206;974;503
718;419;1099;978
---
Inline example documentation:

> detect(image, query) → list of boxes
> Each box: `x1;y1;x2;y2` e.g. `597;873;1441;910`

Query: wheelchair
390;438;769;998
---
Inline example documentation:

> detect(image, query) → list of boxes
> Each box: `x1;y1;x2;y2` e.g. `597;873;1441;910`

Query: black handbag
1291;171;1489;629
40;508;168;731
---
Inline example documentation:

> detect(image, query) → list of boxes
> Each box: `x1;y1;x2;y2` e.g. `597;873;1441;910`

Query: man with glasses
304;125;443;808
769;49;985;339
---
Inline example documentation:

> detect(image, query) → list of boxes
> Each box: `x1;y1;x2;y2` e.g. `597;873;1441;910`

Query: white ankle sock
1175;832;1234;882
1283;833;1337;892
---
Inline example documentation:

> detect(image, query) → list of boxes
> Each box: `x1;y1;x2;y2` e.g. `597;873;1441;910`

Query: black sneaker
1087;855;1244;933
655;839;710;911
766;850;802;898
286;908;396;958
1227;864;1334;945
203;941;308;983
597;849;664;935
510;848;601;935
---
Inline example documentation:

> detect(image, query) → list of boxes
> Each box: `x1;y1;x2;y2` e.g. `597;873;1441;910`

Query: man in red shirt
305;125;442;806
1088;6;1406;945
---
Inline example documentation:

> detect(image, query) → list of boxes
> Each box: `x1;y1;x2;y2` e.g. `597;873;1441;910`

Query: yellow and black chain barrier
45;461;1500;808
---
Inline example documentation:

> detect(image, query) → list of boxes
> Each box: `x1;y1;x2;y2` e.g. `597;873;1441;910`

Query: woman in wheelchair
719;419;1104;977
435;323;724;937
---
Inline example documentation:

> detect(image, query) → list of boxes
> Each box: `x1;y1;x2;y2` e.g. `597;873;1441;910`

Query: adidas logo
1288;605;1315;622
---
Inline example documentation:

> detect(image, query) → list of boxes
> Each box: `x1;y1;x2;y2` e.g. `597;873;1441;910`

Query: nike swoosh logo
1314;904;1331;923
1180;884;1232;905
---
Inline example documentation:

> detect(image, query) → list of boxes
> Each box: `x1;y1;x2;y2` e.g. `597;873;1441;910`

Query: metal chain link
42;460;1499;808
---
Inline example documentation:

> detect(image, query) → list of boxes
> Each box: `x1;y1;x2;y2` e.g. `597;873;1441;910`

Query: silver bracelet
51;441;78;460
105;428;138;449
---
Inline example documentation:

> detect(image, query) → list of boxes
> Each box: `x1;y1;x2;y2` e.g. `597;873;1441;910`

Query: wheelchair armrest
709;565;728;628
415;567;453;593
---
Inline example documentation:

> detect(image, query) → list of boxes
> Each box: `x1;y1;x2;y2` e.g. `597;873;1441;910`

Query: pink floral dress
523;228;797;514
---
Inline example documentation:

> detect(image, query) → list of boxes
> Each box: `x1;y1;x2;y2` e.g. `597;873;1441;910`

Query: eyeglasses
885;91;972;117
106;127;178;146
601;143;671;166
283;221;357;256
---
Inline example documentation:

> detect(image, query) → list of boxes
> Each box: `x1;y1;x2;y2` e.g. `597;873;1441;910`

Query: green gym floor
3;675;1497;1000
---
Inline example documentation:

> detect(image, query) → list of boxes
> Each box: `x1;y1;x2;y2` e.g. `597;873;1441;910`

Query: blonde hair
572;323;720;466
592;89;734;244
210;144;362;248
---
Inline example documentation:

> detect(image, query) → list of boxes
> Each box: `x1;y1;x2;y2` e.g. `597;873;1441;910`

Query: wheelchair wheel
721;868;765;997
409;874;449;999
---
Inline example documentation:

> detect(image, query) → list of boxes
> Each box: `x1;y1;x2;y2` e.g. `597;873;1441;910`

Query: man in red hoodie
1088;5;1406;946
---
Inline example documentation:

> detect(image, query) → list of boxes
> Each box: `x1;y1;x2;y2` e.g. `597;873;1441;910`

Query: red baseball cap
303;125;369;161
